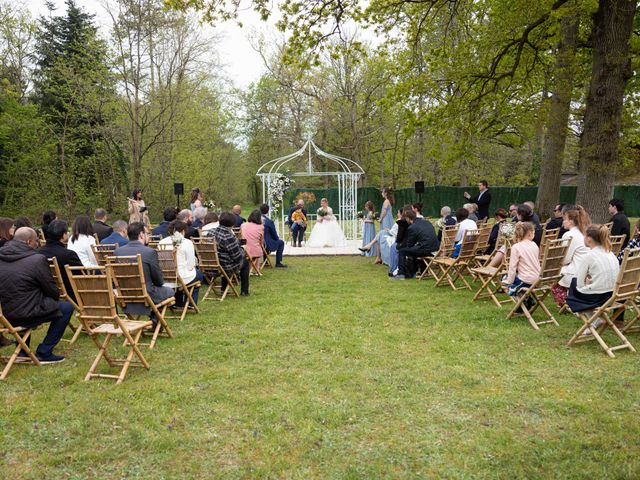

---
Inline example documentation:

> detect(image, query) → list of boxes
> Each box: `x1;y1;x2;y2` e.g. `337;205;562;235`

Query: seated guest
551;204;590;307
41;210;57;239
114;223;174;318
509;204;518;222
152;207;178;239
177;209;199;240
502;222;540;305
260;204;286;268
360;207;406;269
286;200;307;229
618;219;640;263
0;227;72;363
92;208;113;241
68;215;98;267
524;201;541;225
38;219;83;303
516;203;542;246
13;216;34;229
201;212;219;234
393;209;439;279
436;206;457;243
464;203;479;222
412;203;424;219
0;217;14;248
241;209;265;272
567;224;620;322
207;212;250;296
608;198;631;249
232;205;245;227
545;203;566;238
101;220;129;247
192;206;207;229
291;204;307;247
159;220;204;306
454;207;477;244
487;208;508;254
387;207;409;275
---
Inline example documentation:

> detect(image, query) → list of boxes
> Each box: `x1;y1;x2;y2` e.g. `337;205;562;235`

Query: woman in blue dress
361;201;377;257
379;188;395;232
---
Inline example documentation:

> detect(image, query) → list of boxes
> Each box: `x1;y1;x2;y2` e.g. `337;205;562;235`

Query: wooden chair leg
86;333;112;381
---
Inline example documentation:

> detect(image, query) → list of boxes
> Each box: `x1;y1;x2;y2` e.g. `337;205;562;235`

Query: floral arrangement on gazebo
269;173;294;213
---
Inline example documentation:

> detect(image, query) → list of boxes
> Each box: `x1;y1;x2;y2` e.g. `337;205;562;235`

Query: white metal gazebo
256;139;364;240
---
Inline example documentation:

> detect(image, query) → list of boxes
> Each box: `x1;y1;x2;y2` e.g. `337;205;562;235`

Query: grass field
2;256;640;479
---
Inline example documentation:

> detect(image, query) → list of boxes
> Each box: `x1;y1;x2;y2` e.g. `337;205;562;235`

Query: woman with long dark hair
41;211;57;239
190;188;203;213
128;188;150;228
0;218;15;248
68;215;98;266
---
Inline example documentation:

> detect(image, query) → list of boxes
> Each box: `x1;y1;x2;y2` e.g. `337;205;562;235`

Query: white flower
170;231;184;247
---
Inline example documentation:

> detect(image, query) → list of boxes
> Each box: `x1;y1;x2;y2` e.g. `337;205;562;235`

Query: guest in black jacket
545;203;566;237
232;205;246;227
152;207;178;239
517;204;542;246
92;208;113;241
177;209;200;240
0;227;72;363
38;220;83;303
486;208;508;254
393;210;439;279
463;180;492;220
608;198;631;249
41;210;56;239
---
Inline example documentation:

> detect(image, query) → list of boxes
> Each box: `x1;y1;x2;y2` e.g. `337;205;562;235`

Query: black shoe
37;353;65;364
240;292;250;297
358;247;368;253
0;334;13;347
275;263;288;268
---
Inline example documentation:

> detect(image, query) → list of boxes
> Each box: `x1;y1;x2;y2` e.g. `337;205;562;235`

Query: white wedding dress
307;206;347;247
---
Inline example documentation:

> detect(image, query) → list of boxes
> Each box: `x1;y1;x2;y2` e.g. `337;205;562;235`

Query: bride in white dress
307;198;347;247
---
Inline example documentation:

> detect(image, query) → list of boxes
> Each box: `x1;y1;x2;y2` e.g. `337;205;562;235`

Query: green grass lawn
2;256;640;479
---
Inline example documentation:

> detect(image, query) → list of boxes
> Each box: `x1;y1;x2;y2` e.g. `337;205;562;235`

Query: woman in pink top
502;222;540;297
240;209;265;268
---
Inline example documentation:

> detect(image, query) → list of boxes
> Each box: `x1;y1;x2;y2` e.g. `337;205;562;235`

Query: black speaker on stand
415;181;425;204
174;183;184;209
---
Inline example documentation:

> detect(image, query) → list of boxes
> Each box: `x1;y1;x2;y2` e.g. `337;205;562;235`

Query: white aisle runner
283;239;362;256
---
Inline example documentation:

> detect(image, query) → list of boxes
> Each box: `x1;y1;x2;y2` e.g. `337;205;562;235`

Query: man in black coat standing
38;219;83;303
609;198;631;248
393;210;439;280
0;227;72;363
464;180;492;221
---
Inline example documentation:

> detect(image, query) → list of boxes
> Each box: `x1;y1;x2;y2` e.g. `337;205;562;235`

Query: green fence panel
283;185;639;218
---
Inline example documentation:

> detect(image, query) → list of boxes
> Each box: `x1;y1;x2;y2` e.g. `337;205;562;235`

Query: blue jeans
22;301;73;357
176;269;205;306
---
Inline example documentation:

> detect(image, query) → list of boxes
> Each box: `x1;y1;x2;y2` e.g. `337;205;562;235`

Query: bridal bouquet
317;208;328;217
499;222;516;239
357;210;365;219
203;200;216;210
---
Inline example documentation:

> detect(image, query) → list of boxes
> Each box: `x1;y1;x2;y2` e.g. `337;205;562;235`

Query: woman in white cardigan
552;205;590;306
567;224;620;324
67;215;98;267
158;220;204;306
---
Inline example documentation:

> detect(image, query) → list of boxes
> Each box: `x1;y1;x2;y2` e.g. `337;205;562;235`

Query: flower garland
269;173;294;211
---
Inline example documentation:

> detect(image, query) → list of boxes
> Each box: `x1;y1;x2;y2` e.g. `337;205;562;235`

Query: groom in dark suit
463;180;492;221
394;210;439;280
260;203;287;268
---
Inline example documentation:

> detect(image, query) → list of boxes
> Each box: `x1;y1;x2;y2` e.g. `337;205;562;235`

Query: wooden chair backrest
540;227;560;258
437;225;458;257
232;227;242;239
602;222;613;233
91;243;117;267
458;230;480;261
609;234;626;257
149;234;162;242
93;233;100;245
539;238;571;284
47;256;68;298
611;248;640;302
65;265;119;327
106;255;150;306
156;245;179;284
147;241;160;250
474;225;492;253
476;218;488;227
193;238;221;271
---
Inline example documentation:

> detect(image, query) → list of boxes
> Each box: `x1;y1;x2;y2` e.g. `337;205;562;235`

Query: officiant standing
128;189;150;229
463;180;491;221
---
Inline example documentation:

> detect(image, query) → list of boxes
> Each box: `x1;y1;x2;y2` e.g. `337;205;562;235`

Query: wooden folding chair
107;255;175;349
193;238;239;301
471;240;514;308
91;243;117;267
93;233;101;245
261;244;274;269
417;226;457;280
609;234;626;257
432;229;480;290
246;250;262;277
156;245;201;322
232;227;242;239
506;238;571;330
567;248;640;357
38;230;47;247
0;302;40;380
471;224;493;268
66;265;152;383
48;257;84;343
539;227;560;259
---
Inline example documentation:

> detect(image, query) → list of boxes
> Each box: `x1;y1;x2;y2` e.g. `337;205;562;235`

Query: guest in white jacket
67;215;98;267
552;205;590;307
158;220;204;306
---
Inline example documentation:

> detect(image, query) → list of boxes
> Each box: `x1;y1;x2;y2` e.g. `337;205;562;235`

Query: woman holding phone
128;188;150;229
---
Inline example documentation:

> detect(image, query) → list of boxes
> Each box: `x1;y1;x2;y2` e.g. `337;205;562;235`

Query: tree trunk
536;14;578;221
575;0;636;222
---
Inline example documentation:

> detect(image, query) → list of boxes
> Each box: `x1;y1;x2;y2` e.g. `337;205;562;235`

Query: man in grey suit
113;223;174;316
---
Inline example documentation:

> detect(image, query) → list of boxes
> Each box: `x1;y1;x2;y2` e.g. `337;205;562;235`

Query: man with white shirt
454;207;478;244
463;180;491;220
